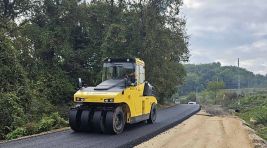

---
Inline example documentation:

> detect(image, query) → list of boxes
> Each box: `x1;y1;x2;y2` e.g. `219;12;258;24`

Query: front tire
80;110;92;132
105;106;125;134
69;108;82;131
147;104;157;124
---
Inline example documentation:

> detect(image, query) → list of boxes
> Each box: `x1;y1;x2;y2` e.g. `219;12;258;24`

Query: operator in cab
125;71;136;86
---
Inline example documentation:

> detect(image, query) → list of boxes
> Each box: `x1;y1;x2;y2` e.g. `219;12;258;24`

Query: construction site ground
136;109;266;148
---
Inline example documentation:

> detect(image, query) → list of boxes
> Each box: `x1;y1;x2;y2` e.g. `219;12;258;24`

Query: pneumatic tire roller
69;58;157;134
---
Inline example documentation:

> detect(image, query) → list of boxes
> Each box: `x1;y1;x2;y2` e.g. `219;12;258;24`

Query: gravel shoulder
136;110;261;148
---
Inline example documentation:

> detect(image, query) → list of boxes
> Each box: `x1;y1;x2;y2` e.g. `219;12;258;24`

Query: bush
222;92;238;106
238;105;267;141
254;106;267;125
258;127;267;140
4;112;68;140
240;107;267;125
50;112;68;128
236;95;267;125
24;122;37;135
180;93;196;104
6;127;27;140
0;93;26;139
37;117;55;132
37;112;68;132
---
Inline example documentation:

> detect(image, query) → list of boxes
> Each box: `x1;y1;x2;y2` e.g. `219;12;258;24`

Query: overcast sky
181;0;267;75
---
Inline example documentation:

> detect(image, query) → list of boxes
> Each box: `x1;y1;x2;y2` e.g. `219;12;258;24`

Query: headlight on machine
75;97;85;102
104;98;114;103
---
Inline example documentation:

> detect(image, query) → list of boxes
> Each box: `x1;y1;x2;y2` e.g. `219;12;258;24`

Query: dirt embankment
136;110;266;148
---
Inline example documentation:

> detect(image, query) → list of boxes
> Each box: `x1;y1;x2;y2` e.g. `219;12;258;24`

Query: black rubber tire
92;111;105;133
100;110;108;133
80;110;92;132
105;111;114;134
69;108;81;131
147;104;157;124
104;106;125;134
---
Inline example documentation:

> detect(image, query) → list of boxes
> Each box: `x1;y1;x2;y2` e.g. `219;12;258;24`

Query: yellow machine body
73;58;157;123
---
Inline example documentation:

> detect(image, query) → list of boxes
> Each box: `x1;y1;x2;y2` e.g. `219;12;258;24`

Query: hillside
180;63;267;95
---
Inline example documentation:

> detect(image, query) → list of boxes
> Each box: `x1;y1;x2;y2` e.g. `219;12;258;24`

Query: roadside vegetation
177;64;267;140
0;0;188;140
180;86;267;140
181;88;267;140
229;93;267;140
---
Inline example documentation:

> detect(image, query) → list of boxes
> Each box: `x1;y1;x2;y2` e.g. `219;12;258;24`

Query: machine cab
102;58;145;86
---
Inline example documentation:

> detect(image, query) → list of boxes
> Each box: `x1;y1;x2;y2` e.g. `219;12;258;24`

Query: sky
181;0;267;75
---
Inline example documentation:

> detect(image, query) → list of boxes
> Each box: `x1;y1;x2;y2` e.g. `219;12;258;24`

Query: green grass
230;94;267;140
258;127;267;140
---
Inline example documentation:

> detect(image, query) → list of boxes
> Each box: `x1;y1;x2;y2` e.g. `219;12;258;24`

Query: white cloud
183;0;203;9
182;0;267;75
190;39;267;75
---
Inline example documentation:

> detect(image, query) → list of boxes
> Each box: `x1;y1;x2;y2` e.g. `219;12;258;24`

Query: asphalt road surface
0;104;200;148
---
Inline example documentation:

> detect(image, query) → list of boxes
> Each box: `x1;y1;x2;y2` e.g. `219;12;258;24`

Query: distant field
223;88;267;93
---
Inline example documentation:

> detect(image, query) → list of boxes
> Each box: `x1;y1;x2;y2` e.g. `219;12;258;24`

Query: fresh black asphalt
0;104;200;148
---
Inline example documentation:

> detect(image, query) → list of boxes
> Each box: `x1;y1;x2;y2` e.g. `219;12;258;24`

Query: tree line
180;63;267;96
0;0;188;139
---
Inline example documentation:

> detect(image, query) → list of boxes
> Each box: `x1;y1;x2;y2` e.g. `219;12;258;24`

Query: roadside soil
136;110;266;148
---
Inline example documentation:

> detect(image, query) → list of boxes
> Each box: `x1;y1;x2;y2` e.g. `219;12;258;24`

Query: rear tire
147;104;157;124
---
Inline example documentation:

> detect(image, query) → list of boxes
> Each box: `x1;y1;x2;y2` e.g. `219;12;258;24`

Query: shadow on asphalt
69;121;151;136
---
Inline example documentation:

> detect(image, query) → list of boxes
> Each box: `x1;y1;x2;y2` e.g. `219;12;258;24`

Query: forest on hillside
0;0;188;139
180;63;267;96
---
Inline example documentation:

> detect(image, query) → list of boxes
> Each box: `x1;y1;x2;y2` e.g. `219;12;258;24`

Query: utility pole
195;86;198;103
238;58;240;90
238;58;241;105
195;65;199;104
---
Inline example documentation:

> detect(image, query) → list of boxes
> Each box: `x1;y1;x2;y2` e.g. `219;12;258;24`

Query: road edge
119;105;201;148
0;127;70;144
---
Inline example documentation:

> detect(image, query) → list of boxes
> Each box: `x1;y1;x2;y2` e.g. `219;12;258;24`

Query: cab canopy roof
104;58;144;66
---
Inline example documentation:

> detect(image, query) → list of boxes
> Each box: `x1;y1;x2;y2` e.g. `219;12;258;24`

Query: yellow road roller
69;58;157;134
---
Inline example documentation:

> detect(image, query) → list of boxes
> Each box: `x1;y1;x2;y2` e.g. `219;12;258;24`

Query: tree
136;0;188;103
0;0;190;139
207;81;224;104
0;0;33;139
181;63;267;95
207;81;225;91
